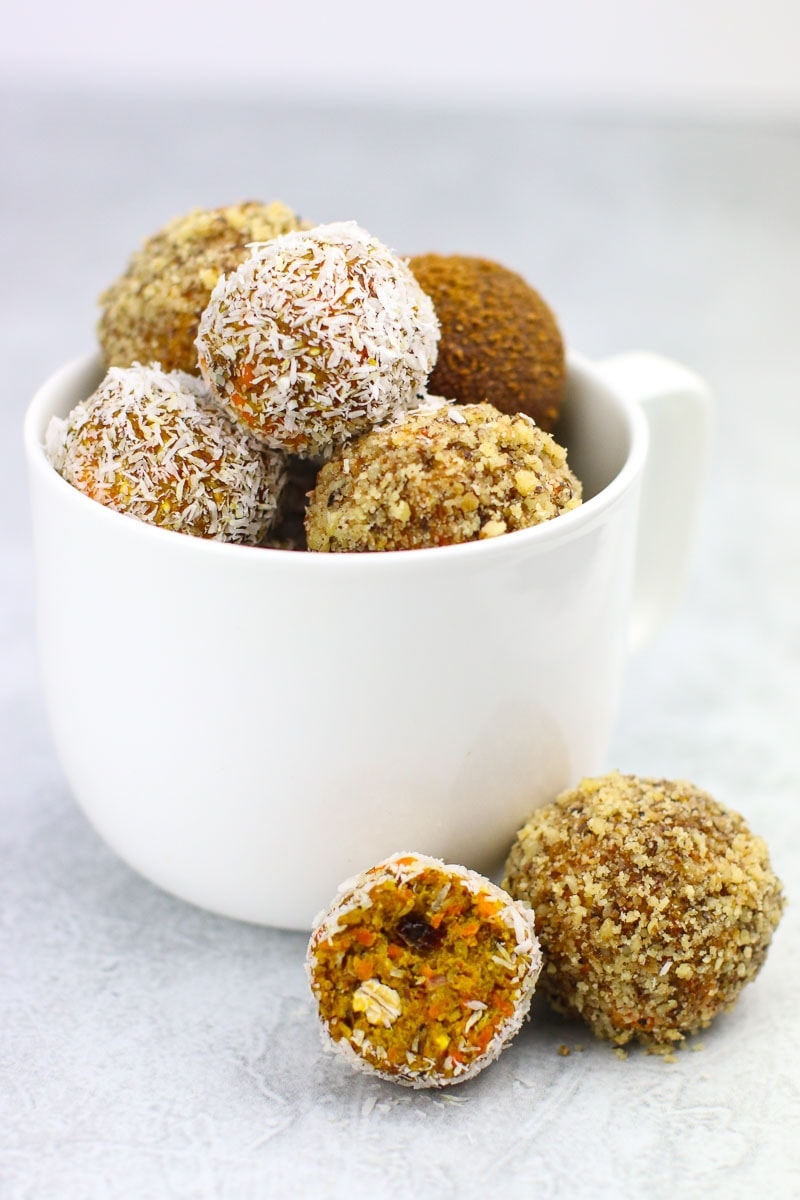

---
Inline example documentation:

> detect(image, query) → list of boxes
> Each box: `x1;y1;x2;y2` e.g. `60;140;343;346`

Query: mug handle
594;351;714;653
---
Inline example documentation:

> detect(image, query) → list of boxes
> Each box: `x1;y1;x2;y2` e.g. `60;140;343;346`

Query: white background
4;0;800;117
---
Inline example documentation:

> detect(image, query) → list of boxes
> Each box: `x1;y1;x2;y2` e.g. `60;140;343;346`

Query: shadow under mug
24;350;711;929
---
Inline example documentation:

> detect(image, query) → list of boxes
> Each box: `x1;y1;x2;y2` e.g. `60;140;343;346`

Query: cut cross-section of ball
307;852;542;1088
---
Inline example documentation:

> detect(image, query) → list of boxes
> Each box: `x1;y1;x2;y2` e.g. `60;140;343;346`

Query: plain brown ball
408;254;565;431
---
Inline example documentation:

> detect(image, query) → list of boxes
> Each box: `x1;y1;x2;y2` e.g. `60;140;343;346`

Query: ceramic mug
24;350;711;930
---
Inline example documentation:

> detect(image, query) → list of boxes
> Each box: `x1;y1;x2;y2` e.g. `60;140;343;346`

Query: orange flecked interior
309;861;529;1082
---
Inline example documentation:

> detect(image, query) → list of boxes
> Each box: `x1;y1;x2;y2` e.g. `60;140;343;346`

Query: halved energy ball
307;852;542;1088
196;222;440;457
97;200;309;374
46;363;286;544
305;400;582;551
503;772;785;1051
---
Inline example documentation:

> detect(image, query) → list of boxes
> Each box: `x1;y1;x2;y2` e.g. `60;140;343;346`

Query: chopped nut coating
503;772;785;1050
305;401;581;552
98;200;309;374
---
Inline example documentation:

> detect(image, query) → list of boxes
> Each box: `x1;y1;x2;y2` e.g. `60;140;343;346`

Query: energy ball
408;254;565;431
307;852;542;1088
503;772;785;1051
97;200;309;374
305;400;582;552
46;363;286;544
196;222;440;457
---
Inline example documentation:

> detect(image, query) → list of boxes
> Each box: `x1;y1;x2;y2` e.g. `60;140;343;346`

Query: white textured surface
2;91;799;1198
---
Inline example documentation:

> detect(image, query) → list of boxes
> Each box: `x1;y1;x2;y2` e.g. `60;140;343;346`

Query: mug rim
24;349;649;567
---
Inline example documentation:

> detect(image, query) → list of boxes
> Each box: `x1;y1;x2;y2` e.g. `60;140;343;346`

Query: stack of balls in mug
47;200;785;1087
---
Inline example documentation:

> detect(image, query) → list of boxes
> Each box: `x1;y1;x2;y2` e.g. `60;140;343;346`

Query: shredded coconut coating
305;400;582;552
196;222;440;458
307;853;541;1088
408;254;566;431
97;201;310;374
46;364;286;544
503;772;785;1051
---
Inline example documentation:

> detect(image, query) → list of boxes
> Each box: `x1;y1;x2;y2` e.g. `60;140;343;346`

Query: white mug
24;350;711;930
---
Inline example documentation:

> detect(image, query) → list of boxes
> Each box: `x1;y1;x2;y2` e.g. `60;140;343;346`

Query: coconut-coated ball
46;363;286;544
196;222;440;458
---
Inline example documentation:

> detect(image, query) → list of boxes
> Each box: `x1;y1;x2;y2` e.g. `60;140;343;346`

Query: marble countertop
2;88;798;1198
